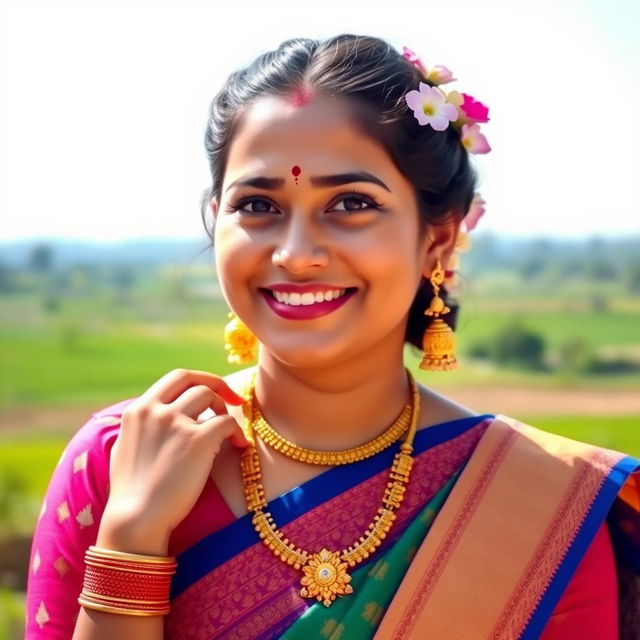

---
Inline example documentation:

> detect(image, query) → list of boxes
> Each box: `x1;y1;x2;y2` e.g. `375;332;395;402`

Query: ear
420;215;461;279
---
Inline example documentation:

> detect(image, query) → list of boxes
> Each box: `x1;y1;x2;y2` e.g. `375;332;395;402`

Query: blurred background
1;0;639;636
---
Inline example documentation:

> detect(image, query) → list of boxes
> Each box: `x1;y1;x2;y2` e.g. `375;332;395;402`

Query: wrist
78;545;176;617
97;506;171;556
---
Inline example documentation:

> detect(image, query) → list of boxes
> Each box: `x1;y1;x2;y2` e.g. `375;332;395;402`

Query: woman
26;34;640;639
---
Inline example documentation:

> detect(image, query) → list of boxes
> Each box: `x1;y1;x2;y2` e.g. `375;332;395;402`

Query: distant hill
1;233;639;277
0;237;213;269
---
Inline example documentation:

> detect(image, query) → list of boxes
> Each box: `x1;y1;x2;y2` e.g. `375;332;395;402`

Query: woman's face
211;93;458;368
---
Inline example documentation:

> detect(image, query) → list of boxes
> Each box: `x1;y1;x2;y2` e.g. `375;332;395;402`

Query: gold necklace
251;371;413;465
239;370;420;607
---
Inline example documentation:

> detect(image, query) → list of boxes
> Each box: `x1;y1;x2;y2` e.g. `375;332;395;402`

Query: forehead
223;94;394;183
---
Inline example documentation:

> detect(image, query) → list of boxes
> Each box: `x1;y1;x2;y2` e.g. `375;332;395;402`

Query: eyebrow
225;171;390;193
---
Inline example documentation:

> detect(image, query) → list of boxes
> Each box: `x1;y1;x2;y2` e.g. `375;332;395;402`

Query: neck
251;338;414;451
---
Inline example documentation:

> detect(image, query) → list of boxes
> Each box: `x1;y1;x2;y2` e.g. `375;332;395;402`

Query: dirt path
2;387;639;436
445;387;640;416
0;404;100;435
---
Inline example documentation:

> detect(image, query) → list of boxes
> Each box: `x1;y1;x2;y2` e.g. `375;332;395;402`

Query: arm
539;520;619;639
71;520;169;640
26;370;247;639
24;413;124;638
25;409;167;640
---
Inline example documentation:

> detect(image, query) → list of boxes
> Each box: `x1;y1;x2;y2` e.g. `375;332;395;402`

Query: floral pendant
299;548;354;607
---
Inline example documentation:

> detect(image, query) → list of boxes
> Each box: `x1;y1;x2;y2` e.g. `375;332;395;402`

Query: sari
25;399;640;639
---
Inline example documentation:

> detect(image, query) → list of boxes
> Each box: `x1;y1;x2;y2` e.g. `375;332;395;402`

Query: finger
172;385;229;421
200;414;250;450
143;369;246;406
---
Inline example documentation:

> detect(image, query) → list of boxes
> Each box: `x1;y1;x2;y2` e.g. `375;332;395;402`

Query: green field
2;291;640;408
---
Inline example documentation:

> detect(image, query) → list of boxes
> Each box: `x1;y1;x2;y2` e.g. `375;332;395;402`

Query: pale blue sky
0;0;638;242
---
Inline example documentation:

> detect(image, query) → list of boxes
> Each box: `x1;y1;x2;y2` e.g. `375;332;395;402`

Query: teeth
272;288;347;306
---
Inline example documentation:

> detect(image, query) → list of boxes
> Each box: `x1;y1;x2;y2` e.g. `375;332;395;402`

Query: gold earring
223;312;257;365
420;259;458;371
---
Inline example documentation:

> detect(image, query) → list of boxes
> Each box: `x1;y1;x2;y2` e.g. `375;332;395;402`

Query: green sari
280;468;461;638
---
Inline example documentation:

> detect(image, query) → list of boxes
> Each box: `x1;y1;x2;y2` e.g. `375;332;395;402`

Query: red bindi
291;165;301;185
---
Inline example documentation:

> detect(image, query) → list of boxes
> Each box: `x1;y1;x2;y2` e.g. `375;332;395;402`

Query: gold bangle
80;589;169;606
78;596;170;616
87;546;175;564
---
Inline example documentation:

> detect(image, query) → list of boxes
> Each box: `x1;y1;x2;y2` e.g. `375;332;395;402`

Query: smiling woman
25;34;640;640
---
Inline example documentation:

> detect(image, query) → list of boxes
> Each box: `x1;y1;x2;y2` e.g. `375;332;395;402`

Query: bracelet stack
78;546;177;616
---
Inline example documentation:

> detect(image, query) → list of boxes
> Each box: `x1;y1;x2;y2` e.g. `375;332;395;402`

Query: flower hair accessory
402;46;491;154
401;45;490;293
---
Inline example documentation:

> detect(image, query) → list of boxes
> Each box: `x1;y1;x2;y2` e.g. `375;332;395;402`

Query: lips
259;287;358;320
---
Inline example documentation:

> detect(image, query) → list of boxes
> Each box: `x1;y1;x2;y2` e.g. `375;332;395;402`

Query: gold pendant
299;548;354;607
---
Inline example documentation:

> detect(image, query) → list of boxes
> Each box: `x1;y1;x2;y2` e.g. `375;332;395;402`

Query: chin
261;338;357;370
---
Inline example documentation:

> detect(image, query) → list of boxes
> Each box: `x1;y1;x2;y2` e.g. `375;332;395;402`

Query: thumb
228;422;250;450
202;414;250;450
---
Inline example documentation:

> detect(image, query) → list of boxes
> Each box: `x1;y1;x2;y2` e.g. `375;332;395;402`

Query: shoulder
220;365;258;394
416;383;480;431
485;414;639;475
55;397;139;473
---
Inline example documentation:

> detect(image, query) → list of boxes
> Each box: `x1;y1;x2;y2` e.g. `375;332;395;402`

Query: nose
272;216;329;274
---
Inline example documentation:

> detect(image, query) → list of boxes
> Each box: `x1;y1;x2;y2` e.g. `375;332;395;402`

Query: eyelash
228;191;383;216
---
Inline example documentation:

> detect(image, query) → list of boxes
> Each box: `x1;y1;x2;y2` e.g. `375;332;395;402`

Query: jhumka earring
223;311;257;365
420;259;458;371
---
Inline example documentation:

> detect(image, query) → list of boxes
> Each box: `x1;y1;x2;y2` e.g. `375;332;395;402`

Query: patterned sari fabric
374;415;640;640
25;401;640;640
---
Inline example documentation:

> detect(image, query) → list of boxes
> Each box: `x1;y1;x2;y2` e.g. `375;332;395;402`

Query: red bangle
78;546;177;616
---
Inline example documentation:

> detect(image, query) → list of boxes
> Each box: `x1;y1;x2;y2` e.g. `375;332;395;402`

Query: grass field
2;291;640;408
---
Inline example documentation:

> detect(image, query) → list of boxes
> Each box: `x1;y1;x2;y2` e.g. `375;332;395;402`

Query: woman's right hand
97;368;249;553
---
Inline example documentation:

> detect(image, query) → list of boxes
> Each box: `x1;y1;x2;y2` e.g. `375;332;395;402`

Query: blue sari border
171;413;495;599
521;454;640;640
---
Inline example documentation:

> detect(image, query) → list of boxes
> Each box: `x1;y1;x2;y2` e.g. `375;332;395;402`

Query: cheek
214;221;262;296
346;230;420;298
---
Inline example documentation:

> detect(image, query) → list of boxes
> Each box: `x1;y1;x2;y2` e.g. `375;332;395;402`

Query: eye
226;191;383;216
328;192;383;214
228;197;277;215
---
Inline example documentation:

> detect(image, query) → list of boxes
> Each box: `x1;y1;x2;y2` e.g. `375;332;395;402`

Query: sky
0;0;638;243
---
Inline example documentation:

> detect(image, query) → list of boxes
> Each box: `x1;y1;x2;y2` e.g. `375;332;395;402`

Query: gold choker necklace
250;374;413;465
239;370;420;607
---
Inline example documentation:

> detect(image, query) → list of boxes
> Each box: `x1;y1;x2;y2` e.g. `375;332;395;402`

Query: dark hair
199;34;478;350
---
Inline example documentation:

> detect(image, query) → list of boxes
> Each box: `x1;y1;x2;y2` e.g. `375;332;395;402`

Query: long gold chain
251;381;412;465
239;369;420;607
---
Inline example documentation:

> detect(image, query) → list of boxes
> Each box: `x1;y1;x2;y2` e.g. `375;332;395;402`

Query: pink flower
402;46;456;86
462;194;486;233
460;93;490;123
426;65;456;85
461;123;491;154
404;82;458;131
402;46;428;78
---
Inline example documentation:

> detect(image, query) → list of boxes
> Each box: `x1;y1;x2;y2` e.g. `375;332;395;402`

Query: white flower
404;82;458;131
